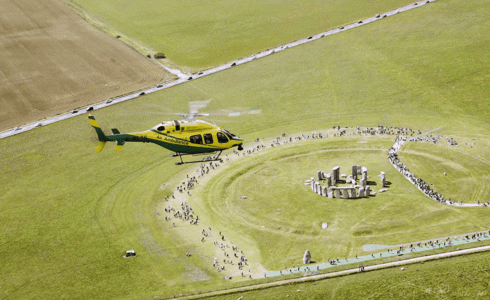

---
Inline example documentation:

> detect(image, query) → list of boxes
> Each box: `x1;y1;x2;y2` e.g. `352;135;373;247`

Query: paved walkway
265;232;490;277
169;244;490;300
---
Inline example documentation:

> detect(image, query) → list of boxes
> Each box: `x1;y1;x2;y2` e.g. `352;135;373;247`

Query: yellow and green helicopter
89;100;259;165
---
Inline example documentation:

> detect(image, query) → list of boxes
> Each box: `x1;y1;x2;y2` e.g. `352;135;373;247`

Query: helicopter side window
203;133;213;144
217;132;229;143
189;134;203;144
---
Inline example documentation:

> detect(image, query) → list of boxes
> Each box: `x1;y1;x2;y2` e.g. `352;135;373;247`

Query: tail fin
114;140;125;151
89;114;107;152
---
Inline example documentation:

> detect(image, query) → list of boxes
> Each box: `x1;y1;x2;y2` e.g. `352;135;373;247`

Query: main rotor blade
197;109;262;117
189;99;212;114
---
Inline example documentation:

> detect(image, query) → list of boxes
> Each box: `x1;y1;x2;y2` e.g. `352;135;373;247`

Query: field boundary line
0;0;437;140
167;245;490;300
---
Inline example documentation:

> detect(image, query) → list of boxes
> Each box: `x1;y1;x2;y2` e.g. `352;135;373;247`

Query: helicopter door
174;120;180;131
203;134;213;144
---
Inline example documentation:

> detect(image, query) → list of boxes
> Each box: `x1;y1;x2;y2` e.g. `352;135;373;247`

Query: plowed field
0;0;173;131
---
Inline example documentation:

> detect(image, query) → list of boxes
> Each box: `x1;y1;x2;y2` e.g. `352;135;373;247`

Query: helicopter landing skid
174;151;223;165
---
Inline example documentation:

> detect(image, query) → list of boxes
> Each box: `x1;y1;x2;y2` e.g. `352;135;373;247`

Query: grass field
197;136;490;271
398;142;490;204
69;0;417;71
1;0;489;298
206;250;490;299
0;0;173;131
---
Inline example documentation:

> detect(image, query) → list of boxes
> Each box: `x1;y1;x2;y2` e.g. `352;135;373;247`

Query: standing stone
317;170;323;181
350;188;357;199
358;187;365;198
322;186;328;197
342;188;349;199
303;250;311;264
360;178;366;187
352;165;358;179
332;166;340;184
332;187;340;198
361;167;368;181
365;186;371;196
356;165;362;176
328;191;333;198
316;182;322;195
311;180;315;191
380;171;386;187
326;173;332;187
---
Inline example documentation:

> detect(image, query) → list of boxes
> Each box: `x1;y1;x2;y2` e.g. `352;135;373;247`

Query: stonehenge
307;165;380;199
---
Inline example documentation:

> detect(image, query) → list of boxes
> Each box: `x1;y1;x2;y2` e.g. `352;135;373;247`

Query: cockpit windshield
221;128;235;139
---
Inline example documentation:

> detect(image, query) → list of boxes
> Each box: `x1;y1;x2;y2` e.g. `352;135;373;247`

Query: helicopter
88;100;260;165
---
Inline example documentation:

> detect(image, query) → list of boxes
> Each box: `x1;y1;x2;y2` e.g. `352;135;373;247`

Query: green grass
398;142;490;203
61;0;153;58
198;136;490;271
68;0;417;70
1;0;490;298
206;250;490;299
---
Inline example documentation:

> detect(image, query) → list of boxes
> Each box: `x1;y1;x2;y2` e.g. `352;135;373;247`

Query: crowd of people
157;126;479;281
387;135;487;207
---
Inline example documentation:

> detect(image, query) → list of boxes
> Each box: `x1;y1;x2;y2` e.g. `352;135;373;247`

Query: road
0;0;437;140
